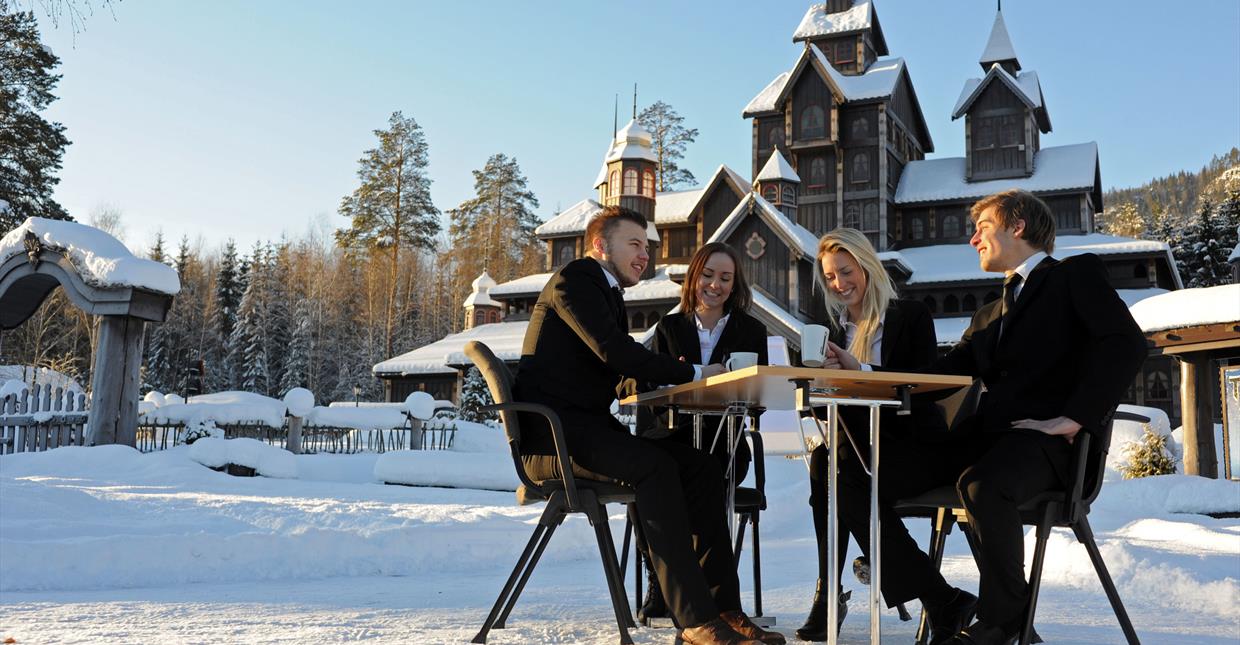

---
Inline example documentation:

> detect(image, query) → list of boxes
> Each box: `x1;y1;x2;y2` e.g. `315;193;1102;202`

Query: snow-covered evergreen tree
280;300;313;393
0;9;71;228
208;240;242;391
457;366;494;422
1176;200;1233;288
1099;202;1147;238
638;100;699;191
231;254;270;394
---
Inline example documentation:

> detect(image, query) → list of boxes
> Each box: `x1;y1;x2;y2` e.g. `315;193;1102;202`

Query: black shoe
793;583;849;642
637;562;667;625
944;619;1020;645
926;589;978;645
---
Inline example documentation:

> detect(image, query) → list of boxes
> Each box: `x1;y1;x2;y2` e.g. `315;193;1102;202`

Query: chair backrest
463;341;543;493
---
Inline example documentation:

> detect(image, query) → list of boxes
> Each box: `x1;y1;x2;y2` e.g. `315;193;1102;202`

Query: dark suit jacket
636;309;769;438
513;258;696;455
830;298;948;441
927;253;1147;442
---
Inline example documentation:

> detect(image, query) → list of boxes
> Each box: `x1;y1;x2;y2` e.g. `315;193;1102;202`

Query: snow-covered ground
1;438;1237;644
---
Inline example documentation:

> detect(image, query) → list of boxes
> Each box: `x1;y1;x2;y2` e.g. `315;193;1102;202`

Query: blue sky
35;0;1240;253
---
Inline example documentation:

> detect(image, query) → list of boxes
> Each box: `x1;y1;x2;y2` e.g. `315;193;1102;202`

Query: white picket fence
0;384;89;454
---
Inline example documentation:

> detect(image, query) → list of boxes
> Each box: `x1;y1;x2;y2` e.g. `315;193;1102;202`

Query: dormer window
800;104;825;139
623;168;638;194
782;186;797;206
762;184;779;202
835;39;855;64
642;169;655;197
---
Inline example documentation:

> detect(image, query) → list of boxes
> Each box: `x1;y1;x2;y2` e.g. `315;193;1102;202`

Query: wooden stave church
374;1;1186;424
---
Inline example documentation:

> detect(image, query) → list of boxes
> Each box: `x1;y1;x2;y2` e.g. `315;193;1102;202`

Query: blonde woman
796;229;970;643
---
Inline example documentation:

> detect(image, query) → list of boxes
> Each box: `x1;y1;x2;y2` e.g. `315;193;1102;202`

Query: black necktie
999;273;1023;338
612;286;629;333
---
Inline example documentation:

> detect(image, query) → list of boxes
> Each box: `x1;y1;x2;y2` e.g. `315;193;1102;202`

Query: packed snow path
1;446;1236;643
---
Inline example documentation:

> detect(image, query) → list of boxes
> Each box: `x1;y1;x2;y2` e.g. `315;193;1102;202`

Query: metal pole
869;403;882;644
726;409;737;540
826;401;840;645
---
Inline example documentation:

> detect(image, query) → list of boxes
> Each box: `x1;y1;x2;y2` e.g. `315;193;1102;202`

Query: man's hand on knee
1010;416;1082;444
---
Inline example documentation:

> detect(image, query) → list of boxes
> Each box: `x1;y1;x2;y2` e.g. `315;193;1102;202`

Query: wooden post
87;315;146;447
1180;356;1218;478
287;415;303;455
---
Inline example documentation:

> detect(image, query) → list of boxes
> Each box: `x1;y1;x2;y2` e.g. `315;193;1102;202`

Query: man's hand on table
1011;416;1082;444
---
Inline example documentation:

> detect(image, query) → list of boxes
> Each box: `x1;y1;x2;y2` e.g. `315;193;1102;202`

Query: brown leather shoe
677;616;763;645
720;610;787;645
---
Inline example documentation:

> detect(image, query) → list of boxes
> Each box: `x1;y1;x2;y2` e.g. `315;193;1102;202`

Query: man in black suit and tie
827;190;1147;644
514;206;783;645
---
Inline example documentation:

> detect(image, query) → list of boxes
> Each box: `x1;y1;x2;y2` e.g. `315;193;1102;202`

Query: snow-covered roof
952;65;1049;132
743;50;906;117
654;165;751;225
463;271;499;308
708;194;819;260
894;142;1097;205
756;149;800;183
1116;288;1168;308
471;271;496;290
743;71;791;116
605;119;657;163
375;321;530;375
793;1;876;43
878;234;1177;286
620;266;681;303
490;272;553;298
751;289;806;338
1;217;181;295
978;10;1020;69
1129;285;1240;333
535;199;602;237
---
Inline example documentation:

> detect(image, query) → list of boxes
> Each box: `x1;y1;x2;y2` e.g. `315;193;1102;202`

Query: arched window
1146;371;1170;400
851;116;869;140
852;151;869;183
862;203;878;231
558;244;576;267
983;290;999;304
844;203;860;229
923;296;937;314
910;217;925;240
608;170;619;198
767;126;783;151
623;168;638;195
800;104;825;139
782;186;797;206
944;295;960;313
942;214;961;238
631;313;643;330
809;157;828;188
762;184;778;202
643;169;655;197
963;294;977;312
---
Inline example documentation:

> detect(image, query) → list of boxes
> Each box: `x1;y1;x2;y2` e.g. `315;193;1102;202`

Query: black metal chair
463;340;637;645
895;396;1145;645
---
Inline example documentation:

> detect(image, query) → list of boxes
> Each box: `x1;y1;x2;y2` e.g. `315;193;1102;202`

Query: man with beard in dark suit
827;190;1147;645
514;206;784;645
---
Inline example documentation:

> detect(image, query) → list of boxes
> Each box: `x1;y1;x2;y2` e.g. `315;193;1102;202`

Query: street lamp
353;385;361;407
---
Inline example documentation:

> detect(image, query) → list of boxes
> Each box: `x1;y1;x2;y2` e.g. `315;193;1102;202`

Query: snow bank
188;437;297;478
143;391;288;427
0;217;180;295
373;450;518;491
1129;284;1240;332
305;405;406;430
448;420;507;453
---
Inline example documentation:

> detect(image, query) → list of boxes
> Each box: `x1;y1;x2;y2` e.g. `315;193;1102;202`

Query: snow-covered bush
458;367;495;422
1119;425;1178;479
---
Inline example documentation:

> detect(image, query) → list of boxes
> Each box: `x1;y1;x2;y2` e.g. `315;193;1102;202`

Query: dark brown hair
679;242;752;315
585;206;648;254
969;189;1057;253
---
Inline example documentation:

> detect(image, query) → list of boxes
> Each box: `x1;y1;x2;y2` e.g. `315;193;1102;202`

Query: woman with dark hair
634;241;770;623
795;228;971;644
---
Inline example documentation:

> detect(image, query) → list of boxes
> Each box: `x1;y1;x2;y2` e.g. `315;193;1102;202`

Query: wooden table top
620;365;971;411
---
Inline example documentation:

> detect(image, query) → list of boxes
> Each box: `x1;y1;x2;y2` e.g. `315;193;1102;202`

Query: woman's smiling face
696;252;735;312
820;249;867;311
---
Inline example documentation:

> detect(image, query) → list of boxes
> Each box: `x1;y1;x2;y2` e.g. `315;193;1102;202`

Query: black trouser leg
955;431;1069;630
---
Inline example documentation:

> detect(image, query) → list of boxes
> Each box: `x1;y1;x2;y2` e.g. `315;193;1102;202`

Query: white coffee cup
725;352;759;371
801;324;829;367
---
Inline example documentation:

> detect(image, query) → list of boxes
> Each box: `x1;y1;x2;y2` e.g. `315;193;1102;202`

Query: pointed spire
613;94;618;139
632;83;638;119
979;8;1021;72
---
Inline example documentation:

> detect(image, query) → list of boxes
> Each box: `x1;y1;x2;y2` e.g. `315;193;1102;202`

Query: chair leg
620;515;633;579
494;521;559;629
473;498;566;644
733;513;750;563
1073;516;1141;645
751;512;763;618
628;504;646;617
915;508;954;645
1019;504;1056;645
587;502;636;644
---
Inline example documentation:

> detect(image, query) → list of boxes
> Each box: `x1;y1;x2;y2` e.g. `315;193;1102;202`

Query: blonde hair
814;228;895;364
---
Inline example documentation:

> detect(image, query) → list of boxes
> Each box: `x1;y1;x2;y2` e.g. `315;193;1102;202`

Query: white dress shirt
1008;251;1048;300
842;307;885;371
598;260;703;381
695;312;730;365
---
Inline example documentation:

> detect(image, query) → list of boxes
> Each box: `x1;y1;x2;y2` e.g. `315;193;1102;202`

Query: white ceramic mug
801;324;829;367
725;352;759;371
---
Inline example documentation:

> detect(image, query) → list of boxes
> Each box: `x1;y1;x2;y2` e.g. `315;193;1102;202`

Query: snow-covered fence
0;384;89;454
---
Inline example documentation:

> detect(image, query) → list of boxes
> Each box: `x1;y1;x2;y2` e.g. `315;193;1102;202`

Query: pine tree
447;153;542;289
1098;202;1147;238
231;253;270;394
0;9;71;229
280;299;313;393
458;366;495;422
1176;200;1232;288
638;100;699;191
208;240;242;391
1118;425;1177;479
335;111;441;360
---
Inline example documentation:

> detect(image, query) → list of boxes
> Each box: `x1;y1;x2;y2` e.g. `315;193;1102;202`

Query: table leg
826;401;840;645
726;411;737;543
869;403;882;645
